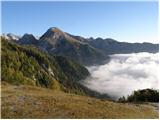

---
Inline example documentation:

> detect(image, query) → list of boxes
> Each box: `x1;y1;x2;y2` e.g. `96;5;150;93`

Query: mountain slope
1;38;90;94
1;37;111;98
38;27;108;65
1;83;158;119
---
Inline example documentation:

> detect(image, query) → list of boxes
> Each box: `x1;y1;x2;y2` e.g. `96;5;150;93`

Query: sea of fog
82;52;159;100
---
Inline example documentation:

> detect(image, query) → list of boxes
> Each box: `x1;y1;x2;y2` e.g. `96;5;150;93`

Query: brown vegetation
1;83;158;119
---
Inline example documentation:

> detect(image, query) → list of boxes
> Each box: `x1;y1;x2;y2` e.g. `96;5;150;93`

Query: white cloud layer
82;52;159;100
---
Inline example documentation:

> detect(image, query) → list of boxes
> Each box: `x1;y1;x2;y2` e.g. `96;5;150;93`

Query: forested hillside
118;89;159;103
1;38;90;95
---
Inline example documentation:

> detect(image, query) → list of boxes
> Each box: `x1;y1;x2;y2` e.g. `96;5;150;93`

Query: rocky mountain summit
18;33;38;45
38;27;107;65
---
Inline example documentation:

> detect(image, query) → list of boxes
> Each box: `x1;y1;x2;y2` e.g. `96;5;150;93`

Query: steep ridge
38;27;108;65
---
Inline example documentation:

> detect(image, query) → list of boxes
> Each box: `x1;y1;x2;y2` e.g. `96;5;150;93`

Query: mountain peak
40;27;65;40
18;33;38;45
21;33;37;40
47;27;64;34
49;27;60;31
23;33;34;37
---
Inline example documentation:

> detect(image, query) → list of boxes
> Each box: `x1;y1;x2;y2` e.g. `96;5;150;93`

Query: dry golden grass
1;83;159;119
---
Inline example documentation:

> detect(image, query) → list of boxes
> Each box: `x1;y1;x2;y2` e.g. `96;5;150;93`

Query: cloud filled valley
82;52;159;100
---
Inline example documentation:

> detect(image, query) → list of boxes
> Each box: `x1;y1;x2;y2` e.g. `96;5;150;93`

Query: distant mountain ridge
2;27;159;65
86;38;158;54
2;33;21;41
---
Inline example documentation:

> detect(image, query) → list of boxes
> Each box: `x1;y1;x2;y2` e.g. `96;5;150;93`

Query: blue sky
2;1;158;43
